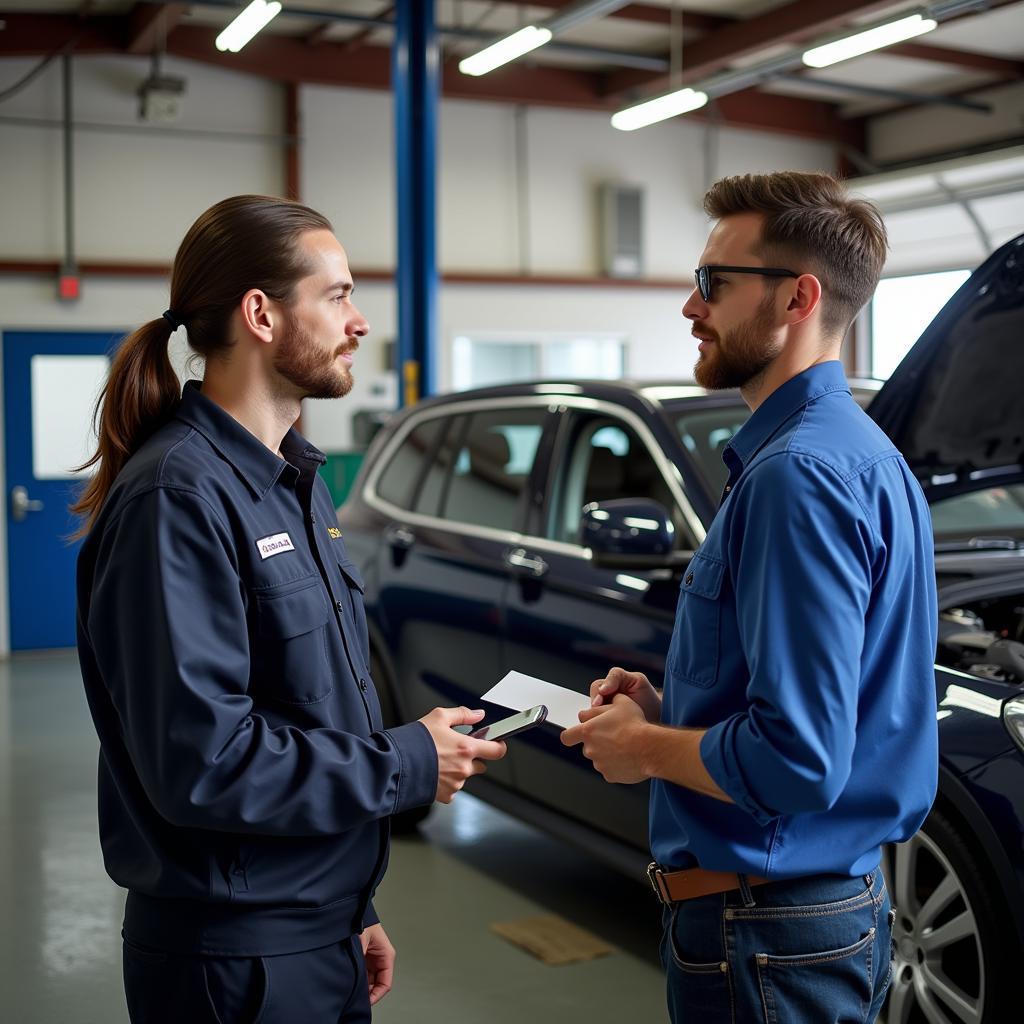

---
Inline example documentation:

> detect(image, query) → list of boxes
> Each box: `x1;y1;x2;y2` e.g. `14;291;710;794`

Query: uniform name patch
256;532;295;559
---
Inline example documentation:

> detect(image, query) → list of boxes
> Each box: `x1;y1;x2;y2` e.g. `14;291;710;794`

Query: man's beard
273;314;354;400
694;295;781;391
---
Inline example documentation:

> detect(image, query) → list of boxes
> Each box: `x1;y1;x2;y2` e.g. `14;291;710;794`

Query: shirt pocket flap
682;552;725;601
256;580;331;639
338;560;366;594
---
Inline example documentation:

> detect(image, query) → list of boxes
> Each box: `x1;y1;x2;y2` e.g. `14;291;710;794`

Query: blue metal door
3;330;123;650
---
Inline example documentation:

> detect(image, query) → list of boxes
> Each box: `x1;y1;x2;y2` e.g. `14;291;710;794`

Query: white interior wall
0;56;284;261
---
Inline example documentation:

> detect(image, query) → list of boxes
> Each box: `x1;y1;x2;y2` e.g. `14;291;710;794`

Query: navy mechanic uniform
76;381;437;1022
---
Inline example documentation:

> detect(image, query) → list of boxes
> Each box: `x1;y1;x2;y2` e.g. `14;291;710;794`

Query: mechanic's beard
273;314;354;400
694;297;781;391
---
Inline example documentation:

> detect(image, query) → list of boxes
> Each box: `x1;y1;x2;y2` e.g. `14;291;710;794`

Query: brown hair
703;171;887;338
71;194;333;535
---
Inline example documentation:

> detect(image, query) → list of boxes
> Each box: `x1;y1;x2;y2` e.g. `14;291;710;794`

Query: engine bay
938;593;1024;685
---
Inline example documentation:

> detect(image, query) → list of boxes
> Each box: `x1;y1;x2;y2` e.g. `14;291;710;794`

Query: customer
74;195;505;1023
562;172;937;1023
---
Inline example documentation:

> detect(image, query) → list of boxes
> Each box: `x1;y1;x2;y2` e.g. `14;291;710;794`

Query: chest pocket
337;558;371;674
252;575;334;704
669;551;726;689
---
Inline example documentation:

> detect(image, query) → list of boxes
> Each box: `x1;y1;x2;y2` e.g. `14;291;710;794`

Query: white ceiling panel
926;4;1024;60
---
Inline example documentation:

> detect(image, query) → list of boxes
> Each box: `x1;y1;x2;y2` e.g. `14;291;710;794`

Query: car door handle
10;485;44;523
386;525;416;550
505;547;548;578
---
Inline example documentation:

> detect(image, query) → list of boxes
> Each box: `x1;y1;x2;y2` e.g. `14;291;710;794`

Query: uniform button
724;485;731;493
310;511;317;524
336;601;345;614
685;572;694;586
359;678;368;692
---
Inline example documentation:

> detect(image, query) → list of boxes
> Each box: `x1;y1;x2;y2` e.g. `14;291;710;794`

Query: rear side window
441;409;547;532
374;416;448;511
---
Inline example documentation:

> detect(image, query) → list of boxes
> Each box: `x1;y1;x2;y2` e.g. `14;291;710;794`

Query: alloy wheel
881;829;984;1024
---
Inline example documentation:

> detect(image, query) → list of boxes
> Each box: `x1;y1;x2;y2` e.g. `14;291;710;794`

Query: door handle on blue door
505;547;548;578
10;486;44;522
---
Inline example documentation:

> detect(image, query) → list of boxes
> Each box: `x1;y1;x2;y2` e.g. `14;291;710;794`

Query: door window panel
414;415;467;518
31;355;110;479
548;415;683;546
440;409;547;532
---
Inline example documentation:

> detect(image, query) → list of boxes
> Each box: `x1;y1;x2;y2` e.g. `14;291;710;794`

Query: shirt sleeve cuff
384;720;438;814
362;901;380;929
700;718;778;827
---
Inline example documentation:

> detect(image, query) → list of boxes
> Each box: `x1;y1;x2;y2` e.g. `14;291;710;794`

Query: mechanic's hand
360;923;395;1005
561;694;650;784
590;667;662;722
419;707;506;803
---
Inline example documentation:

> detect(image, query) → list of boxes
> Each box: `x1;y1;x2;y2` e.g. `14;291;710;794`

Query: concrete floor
1;652;667;1024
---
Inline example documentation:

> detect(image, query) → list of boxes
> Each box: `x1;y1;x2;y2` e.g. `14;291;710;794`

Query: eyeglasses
694;264;798;303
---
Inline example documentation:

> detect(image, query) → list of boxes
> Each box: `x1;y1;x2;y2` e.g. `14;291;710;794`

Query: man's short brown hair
703;171;887;338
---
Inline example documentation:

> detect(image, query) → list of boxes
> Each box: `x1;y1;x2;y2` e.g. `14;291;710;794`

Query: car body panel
867;232;1024;501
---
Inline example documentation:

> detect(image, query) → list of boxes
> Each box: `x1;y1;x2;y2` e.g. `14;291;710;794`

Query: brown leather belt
647;862;769;905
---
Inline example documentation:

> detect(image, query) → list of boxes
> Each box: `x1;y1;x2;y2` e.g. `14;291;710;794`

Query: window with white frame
451;334;626;391
870;269;970;379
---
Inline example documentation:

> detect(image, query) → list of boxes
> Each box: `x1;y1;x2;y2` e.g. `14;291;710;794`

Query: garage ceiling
1;1;1022;162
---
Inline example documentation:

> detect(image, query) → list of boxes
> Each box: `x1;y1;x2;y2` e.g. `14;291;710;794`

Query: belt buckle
647;862;670;905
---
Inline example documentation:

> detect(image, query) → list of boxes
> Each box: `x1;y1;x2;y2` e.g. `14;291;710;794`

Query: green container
319;451;366;509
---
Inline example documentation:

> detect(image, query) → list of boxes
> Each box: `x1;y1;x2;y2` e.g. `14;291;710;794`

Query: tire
370;647;432;833
880;806;1014;1024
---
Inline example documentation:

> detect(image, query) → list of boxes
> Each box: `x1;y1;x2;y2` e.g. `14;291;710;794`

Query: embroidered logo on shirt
327;527;343;539
256;532;295;560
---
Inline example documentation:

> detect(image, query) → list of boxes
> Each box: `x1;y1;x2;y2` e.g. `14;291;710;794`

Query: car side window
546;415;684;547
374;415;449;511
439;409;547;532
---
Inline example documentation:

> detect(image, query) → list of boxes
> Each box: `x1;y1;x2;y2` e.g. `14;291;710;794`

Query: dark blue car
339;233;1024;1024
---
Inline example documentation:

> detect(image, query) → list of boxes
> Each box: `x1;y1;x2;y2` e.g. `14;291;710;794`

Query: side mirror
581;498;675;568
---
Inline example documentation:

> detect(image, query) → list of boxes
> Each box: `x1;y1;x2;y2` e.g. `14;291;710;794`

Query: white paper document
481;670;591;730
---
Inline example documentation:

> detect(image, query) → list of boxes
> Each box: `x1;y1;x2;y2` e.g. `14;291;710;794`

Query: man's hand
360;923;395;1005
590;666;662;723
418;707;507;803
560;694;650;784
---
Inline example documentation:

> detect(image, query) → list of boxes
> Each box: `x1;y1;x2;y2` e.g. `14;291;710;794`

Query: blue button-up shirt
651;361;938;878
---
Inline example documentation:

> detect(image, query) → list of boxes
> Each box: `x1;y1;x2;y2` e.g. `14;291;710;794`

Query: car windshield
669;401;1024;544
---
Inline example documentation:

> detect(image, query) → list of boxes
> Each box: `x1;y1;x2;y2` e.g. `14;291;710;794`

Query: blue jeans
661;869;894;1024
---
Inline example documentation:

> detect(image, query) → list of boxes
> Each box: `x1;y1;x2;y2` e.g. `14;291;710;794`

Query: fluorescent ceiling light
611;87;708;131
216;0;282;54
459;26;553;77
802;13;937;69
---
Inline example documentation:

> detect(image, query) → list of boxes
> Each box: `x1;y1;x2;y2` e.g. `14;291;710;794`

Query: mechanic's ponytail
71;194;333;536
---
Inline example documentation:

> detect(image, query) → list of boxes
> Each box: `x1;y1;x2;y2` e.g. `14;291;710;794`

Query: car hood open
868;232;1024;500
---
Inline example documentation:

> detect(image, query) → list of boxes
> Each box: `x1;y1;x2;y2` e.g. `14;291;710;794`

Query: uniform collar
726;360;851;471
175;380;326;500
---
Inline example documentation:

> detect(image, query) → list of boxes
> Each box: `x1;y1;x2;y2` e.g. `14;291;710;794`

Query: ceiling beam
0;12;123;54
126;2;187;55
303;23;338;47
513;1;732;31
885;40;1024;78
603;0;915;99
342;3;392;54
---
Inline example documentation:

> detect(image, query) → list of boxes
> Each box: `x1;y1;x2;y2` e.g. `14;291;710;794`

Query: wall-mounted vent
600;183;644;278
